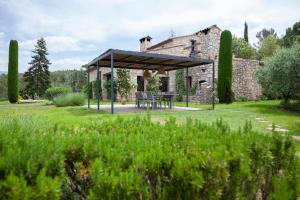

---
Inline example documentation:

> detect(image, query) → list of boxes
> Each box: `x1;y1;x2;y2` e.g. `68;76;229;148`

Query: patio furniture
154;92;176;109
135;92;145;108
145;92;158;110
86;49;215;114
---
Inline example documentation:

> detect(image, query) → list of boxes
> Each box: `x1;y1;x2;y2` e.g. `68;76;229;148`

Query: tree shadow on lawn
244;103;300;116
66;107;108;117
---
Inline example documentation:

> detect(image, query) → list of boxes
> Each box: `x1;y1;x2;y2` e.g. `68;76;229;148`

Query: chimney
139;36;152;52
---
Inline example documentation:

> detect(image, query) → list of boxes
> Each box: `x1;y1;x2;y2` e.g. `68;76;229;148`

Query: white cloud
20;36;89;52
50;58;87;71
0;0;299;72
0;32;8;71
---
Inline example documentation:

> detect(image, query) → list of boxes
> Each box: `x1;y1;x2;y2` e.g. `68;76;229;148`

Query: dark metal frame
86;49;215;114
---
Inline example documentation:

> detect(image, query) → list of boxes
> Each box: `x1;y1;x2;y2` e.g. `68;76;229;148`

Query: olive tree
256;43;300;102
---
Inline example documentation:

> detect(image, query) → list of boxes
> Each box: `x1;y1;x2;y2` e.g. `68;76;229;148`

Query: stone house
89;24;262;102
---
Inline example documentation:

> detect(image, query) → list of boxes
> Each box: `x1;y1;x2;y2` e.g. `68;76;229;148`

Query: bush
218;30;234;104
53;93;86;107
0;116;298;199
44;86;72;100
7;40;19;103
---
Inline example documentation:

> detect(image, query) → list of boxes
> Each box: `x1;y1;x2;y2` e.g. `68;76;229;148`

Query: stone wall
232;58;262;100
182;86;213;103
145;25;221;95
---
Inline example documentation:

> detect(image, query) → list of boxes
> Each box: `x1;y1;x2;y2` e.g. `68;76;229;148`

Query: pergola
86;49;215;114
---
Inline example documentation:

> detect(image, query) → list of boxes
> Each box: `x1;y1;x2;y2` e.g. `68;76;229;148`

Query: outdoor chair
135;92;145;108
145;92;158;110
160;92;170;108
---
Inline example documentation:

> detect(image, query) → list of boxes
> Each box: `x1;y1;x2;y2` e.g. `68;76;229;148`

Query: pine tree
7;40;19;103
218;30;234;104
244;22;249;43
24;38;51;99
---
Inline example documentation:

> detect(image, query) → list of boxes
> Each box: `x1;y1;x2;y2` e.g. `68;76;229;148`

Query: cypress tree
218;30;234;103
7;40;19;103
24;38;51;99
244;22;249;43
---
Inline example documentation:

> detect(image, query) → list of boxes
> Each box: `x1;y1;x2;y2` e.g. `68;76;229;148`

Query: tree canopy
282;21;300;47
256;43;300;101
24;38;51;99
256;28;277;46
258;35;280;59
232;36;256;59
50;69;86;92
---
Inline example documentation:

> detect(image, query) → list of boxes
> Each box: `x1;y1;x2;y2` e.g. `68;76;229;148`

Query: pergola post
186;67;189;107
96;61;100;111
212;61;215;110
87;68;90;109
110;53;114;114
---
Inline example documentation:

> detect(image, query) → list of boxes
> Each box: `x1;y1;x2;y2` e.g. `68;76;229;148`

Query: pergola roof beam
101;58;198;68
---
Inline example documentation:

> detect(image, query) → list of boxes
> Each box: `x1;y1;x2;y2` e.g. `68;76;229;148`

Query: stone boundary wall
232;58;262;100
183;87;213;103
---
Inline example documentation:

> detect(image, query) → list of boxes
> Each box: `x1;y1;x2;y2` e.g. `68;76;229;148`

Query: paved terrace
89;104;203;114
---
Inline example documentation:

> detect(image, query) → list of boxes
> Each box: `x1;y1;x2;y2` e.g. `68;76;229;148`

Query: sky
0;0;299;73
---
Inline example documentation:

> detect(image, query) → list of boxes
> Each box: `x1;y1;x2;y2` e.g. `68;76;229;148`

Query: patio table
154;93;177;109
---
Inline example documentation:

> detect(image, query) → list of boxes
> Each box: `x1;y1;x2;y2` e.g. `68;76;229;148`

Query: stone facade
89;24;262;102
232;58;262;100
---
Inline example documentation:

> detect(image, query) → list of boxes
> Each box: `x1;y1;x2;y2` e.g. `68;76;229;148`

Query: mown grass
0;100;299;135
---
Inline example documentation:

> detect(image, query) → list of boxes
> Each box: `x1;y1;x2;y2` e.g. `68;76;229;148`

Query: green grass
0;100;299;135
163;100;300;135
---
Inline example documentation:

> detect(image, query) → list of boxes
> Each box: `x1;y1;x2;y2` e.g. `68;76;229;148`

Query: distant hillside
0;71;7;75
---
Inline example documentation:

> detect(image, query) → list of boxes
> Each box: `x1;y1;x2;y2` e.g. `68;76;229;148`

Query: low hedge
0;116;298;199
53;93;86;107
44;86;72;100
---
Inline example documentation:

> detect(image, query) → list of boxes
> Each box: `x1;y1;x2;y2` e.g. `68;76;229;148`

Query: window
159;77;169;92
191;40;196;52
199;80;207;90
137;76;144;91
106;73;111;81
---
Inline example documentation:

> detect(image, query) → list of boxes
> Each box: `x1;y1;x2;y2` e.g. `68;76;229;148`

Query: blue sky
0;0;299;72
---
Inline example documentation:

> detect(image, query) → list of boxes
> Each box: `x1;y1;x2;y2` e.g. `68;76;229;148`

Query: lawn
0;100;299;134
